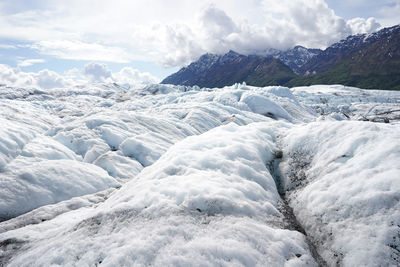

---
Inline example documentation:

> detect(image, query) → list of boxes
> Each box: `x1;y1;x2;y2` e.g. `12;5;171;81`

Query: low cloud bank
0;63;159;89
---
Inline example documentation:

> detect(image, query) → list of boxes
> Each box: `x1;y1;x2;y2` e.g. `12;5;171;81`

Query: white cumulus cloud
346;17;381;35
0;64;73;89
131;2;384;67
0;64;35;88
113;67;160;85
82;62;160;85
83;62;112;83
35;69;72;89
0;62;160;89
0;0;394;68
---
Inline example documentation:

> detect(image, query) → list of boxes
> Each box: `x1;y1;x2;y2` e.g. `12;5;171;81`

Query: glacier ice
279;121;400;266
0;83;399;266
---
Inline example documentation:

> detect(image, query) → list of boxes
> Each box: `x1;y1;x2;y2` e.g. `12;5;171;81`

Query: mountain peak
226;50;240;56
292;45;307;51
219;50;242;64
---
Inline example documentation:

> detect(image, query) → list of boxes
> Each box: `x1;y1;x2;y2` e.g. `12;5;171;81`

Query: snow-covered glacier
0;83;399;266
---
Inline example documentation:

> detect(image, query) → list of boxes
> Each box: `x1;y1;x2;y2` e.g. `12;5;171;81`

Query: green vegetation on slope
245;59;296;86
287;26;400;90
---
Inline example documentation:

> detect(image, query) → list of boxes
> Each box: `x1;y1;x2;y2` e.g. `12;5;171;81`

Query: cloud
0;44;18;49
153;24;205;67
0;62;160;89
31;40;133;63
63;68;86;83
83;62;112;83
18;58;45;67
0;64;35;87
379;0;400;26
346;17;381;34
0;0;392;68
83;62;160;85
0;64;72;89
35;69;72;89
200;4;238;39
113;67;160;85
135;3;382;67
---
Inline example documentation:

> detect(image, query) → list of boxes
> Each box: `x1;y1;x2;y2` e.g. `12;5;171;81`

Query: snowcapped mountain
163;25;400;90
0;82;399;266
161;50;296;88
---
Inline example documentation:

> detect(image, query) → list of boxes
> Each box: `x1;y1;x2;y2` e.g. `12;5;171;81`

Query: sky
0;0;399;89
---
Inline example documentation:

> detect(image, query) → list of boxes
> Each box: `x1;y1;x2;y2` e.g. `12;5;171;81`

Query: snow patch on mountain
261;46;322;73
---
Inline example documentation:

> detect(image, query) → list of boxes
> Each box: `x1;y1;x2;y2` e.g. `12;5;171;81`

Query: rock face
162;25;400;90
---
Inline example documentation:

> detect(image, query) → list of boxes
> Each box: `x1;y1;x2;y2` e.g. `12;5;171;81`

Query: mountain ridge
162;24;400;90
161;51;297;88
288;24;400;90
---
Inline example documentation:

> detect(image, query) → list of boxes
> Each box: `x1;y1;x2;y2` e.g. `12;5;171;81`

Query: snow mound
280;121;400;266
0;101;54;170
93;151;143;181
0;188;116;234
1;122;317;266
240;92;292;121
0;159;120;220
106;122;281;216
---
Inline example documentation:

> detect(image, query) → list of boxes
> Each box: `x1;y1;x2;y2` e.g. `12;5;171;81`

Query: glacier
0;83;399;266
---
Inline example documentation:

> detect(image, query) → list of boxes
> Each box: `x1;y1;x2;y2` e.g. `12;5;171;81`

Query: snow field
2;122;317;266
0;83;399;266
291;85;400;122
1;83;303;219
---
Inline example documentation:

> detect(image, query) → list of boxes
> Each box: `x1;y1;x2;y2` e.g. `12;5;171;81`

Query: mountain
161;47;321;87
162;25;400;90
288;25;400;90
299;25;400;74
161;50;297;88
